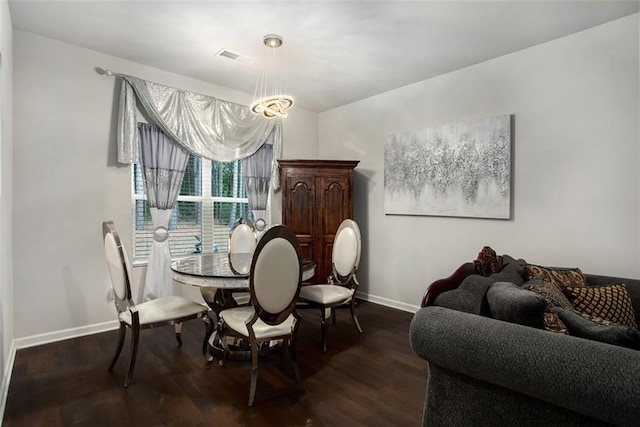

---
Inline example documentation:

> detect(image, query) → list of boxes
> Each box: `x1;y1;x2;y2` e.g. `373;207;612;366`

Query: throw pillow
486;281;546;329
554;307;640;350
433;274;493;316
490;261;526;287
541;310;568;335
524;279;571;334
433;261;528;317
501;254;526;267
525;264;588;291
525;279;573;310
564;283;639;330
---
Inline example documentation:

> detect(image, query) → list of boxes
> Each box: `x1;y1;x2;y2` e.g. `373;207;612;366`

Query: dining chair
217;225;305;406
102;220;212;388
298;219;363;352
229;218;258;254
229;218;258;306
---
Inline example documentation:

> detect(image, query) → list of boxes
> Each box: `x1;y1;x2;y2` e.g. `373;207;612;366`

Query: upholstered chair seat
299;285;354;305
220;306;296;339
118;296;209;326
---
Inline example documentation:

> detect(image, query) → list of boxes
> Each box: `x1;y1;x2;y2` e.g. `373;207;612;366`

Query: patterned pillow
525;264;588;291
577;312;612;326
526;280;573;310
564;284;639;330
541;309;568;335
523;279;571;334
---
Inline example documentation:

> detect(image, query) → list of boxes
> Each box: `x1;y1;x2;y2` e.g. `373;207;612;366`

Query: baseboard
0;340;16;423
13;320;119;350
356;292;420;313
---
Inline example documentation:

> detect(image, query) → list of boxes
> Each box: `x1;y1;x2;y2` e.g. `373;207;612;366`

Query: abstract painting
384;114;511;219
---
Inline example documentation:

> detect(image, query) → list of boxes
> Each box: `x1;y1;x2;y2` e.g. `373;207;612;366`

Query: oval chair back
249;225;302;326
230;222;257;254
229;220;258;305
103;221;133;315
331;219;361;284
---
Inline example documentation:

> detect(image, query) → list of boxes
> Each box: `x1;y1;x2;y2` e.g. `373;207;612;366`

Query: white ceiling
8;0;640;113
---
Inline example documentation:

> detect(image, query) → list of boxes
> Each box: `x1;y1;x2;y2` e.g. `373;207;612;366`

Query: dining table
171;252;316;360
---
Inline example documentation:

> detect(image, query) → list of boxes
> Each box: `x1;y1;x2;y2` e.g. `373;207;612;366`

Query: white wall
12;30;318;340
0;0;13;408
319;15;640;311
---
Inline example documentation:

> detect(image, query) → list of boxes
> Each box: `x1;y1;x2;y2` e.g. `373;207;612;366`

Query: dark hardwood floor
3;301;427;426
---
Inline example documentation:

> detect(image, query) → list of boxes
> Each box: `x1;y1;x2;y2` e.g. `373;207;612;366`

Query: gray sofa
410;250;640;426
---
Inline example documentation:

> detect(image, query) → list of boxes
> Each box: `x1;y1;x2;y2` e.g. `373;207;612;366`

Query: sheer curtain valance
116;73;282;190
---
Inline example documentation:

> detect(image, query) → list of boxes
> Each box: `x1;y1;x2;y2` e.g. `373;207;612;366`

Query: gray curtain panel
138;122;189;301
242;143;273;212
138;122;189;210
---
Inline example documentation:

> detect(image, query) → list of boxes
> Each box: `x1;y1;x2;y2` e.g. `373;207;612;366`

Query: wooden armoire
278;159;359;283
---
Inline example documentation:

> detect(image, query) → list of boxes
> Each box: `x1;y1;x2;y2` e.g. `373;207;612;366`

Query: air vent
214;48;257;66
216;49;239;60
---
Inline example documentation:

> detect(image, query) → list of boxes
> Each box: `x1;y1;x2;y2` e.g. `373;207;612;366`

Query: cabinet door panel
284;177;315;236
318;175;351;237
296;234;315;262
316;175;351;280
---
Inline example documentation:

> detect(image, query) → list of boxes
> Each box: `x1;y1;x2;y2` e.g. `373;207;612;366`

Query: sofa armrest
410;306;640;426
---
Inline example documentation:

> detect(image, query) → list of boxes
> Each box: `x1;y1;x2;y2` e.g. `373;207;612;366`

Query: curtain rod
97;67;124;78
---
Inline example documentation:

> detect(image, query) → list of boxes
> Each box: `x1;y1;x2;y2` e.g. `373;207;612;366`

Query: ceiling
8;1;640;113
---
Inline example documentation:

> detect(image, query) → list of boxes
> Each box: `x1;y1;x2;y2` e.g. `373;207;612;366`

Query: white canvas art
384;114;511;219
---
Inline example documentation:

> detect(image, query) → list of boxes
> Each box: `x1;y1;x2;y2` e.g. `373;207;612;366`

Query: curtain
116;74;282;190
242;141;275;228
138;123;190;301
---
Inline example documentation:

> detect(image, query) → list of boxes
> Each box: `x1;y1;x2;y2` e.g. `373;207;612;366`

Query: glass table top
171;252;316;279
171;252;253;279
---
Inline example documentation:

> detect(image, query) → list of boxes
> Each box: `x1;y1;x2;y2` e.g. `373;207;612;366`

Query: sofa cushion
564;283;639;330
434;261;526;316
525;264;588;291
487;281;546;329
554;307;640;349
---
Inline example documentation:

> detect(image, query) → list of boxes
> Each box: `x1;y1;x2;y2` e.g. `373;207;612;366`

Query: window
132;155;254;261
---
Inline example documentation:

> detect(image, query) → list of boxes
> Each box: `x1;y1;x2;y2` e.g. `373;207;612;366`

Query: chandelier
250;34;294;119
